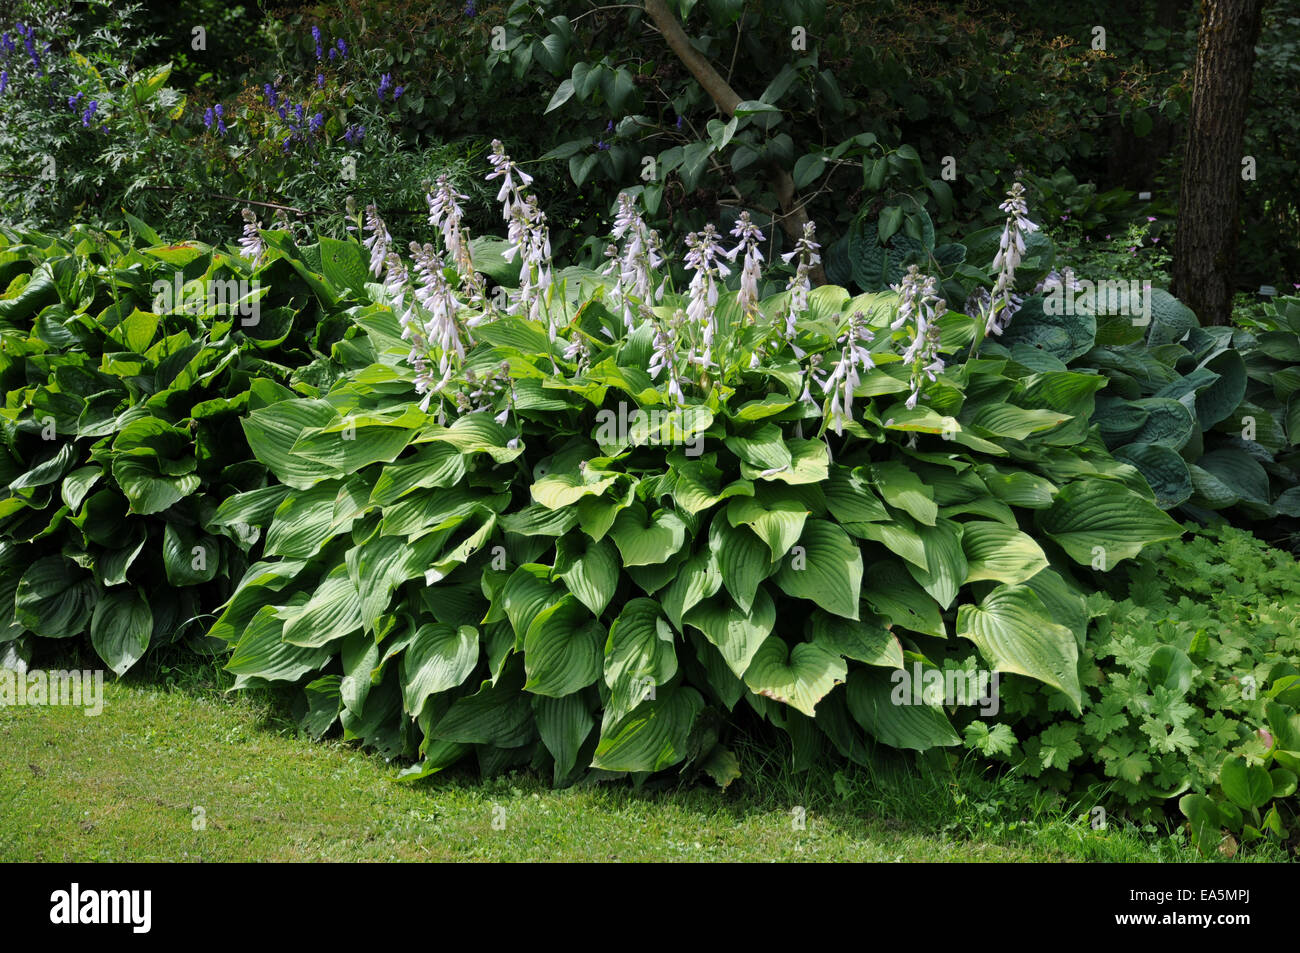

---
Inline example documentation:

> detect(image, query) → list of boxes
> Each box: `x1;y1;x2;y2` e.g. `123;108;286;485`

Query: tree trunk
642;0;826;283
1172;0;1267;325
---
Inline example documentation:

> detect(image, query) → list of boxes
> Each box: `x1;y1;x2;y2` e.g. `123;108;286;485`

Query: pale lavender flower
601;191;665;334
648;313;687;405
683;224;731;367
363;203;392;278
983;182;1039;337
729;211;765;322
819;310;875;434
781;221;820;351
239;209;265;265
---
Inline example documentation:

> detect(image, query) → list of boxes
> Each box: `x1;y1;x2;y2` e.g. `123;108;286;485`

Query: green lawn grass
0;654;1278;862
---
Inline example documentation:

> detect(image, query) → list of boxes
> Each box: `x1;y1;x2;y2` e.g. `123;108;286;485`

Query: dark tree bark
1172;0;1268;325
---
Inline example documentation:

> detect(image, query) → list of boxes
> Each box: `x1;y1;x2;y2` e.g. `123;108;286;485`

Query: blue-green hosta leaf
1197;448;1271;506
1126;397;1195;449
524;597;603;697
282;563;363;648
401;623;479;715
226;601;332;684
553;534;619;617
1035;478;1182;566
956;585;1081;711
534;693;594;783
592;686;704;773
809;610;903;668
15;556;98;638
684;587;776;679
604;598;679;720
609;503;687;566
869;460;937;525
772;519;863;620
960;520;1049;585
726;495;808;562
905;518;966;608
862;559;946;638
845;667;961;750
1113;443;1193;508
742;634;847;717
89;588;152;676
708;513;771;614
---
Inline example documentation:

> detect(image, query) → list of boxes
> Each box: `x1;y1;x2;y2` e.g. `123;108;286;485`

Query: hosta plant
207;146;1181;784
0;218;346;674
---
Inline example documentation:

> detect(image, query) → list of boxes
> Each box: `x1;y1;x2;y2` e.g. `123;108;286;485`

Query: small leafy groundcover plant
206;146;1181;784
0;217;348;674
963;523;1299;851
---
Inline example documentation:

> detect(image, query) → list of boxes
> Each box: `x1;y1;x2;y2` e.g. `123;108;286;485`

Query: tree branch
642;0;826;283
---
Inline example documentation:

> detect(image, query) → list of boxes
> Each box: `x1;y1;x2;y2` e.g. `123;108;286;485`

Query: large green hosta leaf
742;634;846;717
772;519;863;619
845;667;960;750
956;584;1081;710
608;503;687;566
89;588;152;676
400;623;479;715
960;520;1049;585
524;596;603;697
591;686;703;772
14;555;98;638
553;534;619;617
685;587;776;679
1035;478;1182;566
604;598;678;719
